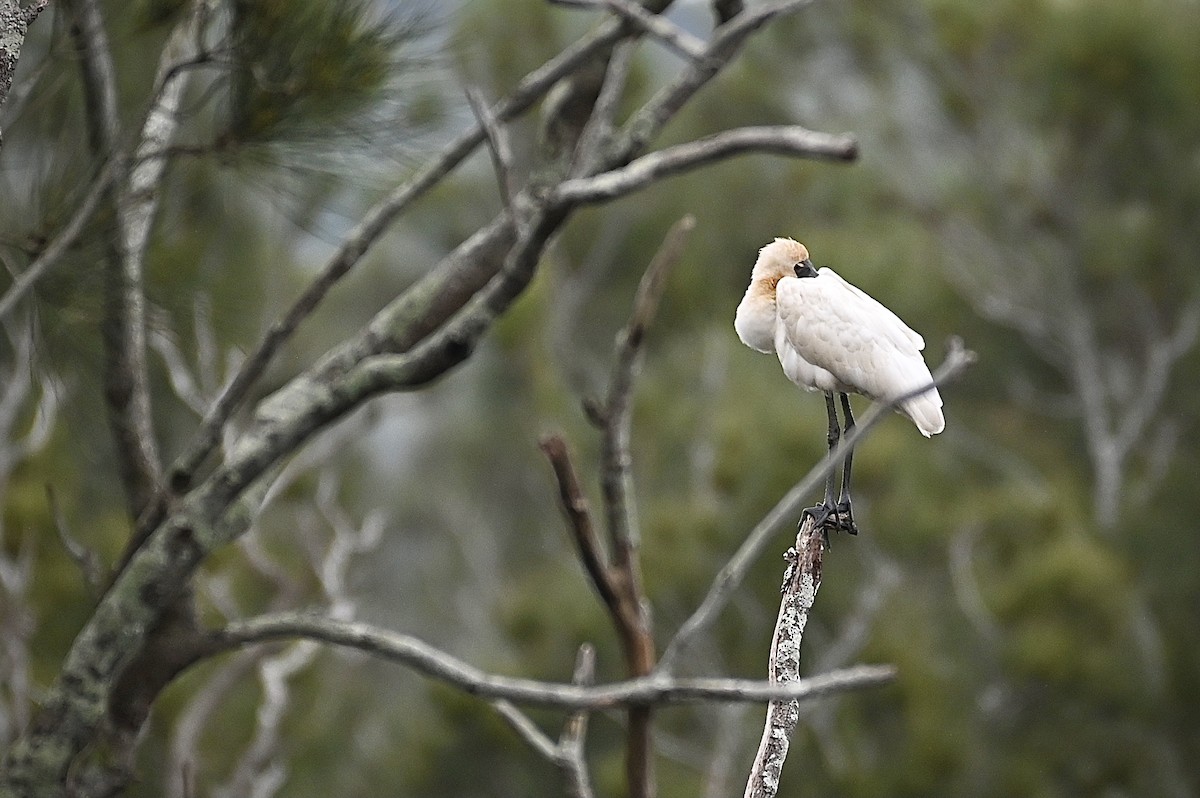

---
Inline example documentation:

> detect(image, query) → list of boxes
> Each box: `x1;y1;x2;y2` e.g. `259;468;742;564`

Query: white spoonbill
734;238;944;534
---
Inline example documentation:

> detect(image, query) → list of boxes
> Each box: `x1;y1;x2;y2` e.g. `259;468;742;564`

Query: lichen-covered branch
743;516;824;798
0;0;48;147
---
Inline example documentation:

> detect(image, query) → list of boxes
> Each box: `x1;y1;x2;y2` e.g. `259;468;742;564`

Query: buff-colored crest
751;237;811;280
763;237;809;263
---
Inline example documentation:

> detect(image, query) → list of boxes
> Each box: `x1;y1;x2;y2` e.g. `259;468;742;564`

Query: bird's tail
900;388;945;437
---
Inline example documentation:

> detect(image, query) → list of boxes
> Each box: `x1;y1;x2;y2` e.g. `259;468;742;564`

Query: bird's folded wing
776;275;934;403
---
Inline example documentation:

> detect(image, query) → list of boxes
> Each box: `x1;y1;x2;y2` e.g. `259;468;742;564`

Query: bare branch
490;644;597;798
659;340;975;672
465;86;522;227
47;486;105;598
214;613;896;709
557;126;857;206
569;39;636;178
571;217;694;798
559;644;597;798
616;0;819;162
600;214;694;558
551;0;709;62
64;0;121;156
744;515;825;798
539;434;621;610
104;0;208;514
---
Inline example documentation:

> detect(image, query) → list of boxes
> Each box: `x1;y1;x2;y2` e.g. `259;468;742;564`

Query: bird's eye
794;263;804;277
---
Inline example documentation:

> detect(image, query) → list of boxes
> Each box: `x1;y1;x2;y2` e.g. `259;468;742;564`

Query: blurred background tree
1;0;1198;796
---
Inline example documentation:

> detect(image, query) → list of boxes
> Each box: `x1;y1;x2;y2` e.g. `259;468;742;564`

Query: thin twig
465;86;522;228
493;700;560;760
539;435;621;610
490;643;597;798
46;485;105;598
659;340;975;672
551;0;709;61
215;613;896;709
0;158;122;321
559;643;597;798
569;38;636;179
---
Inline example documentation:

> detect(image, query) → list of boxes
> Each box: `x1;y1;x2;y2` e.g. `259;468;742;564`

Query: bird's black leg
835;393;859;535
802;391;841;538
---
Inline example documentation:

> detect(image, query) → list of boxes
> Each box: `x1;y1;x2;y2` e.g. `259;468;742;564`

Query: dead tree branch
743;515;824;798
539;217;693;798
211;612;896;709
558;126;857;205
493;644;598;798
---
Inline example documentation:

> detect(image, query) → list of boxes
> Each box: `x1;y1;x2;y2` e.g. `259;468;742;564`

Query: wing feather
775;271;944;434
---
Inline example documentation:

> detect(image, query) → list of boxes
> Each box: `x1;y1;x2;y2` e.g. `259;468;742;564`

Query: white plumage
735;237;943;435
734;237;943;533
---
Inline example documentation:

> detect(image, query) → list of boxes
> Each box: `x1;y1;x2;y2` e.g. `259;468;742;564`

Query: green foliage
227;1;405;145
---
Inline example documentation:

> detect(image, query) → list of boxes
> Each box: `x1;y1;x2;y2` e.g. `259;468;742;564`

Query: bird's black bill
794;259;818;278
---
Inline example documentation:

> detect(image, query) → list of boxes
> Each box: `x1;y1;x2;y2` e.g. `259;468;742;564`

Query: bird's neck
749;274;781;299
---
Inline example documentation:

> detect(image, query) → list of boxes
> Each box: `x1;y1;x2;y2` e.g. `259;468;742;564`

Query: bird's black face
794;258;817;278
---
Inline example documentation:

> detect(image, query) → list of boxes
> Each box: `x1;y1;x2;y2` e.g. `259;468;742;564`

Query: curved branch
213;613;895;710
556;126;857;206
